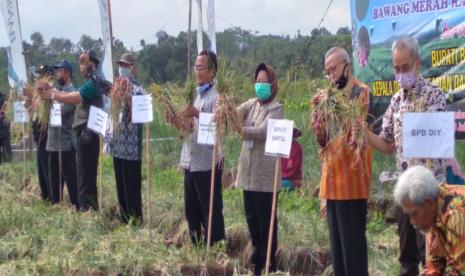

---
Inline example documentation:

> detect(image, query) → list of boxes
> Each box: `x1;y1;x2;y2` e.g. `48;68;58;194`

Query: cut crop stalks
109;77;133;132
311;86;367;166
213;62;241;147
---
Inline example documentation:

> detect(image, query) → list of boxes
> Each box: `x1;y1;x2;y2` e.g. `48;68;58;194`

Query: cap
52;60;73;74
117;53;136;65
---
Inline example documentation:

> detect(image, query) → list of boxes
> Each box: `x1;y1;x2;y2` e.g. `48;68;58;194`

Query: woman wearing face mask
235;63;283;275
105;53;146;225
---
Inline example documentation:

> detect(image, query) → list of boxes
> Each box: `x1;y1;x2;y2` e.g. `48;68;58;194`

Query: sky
0;0;351;50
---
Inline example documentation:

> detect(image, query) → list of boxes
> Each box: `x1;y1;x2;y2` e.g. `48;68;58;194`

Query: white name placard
197;112;216;145
87;106;109;137
265;119;294;158
14;101;28;123
402;112;455;159
49;103;62;127
131;95;153;123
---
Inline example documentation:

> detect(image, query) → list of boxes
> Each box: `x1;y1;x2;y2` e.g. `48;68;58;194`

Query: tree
30;32;45;48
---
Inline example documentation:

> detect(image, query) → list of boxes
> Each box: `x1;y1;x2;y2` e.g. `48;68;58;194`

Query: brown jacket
235;98;283;192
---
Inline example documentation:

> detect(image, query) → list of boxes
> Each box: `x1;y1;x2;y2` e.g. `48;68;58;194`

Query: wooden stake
98;137;103;213
22;122;26;184
265;157;280;276
206;144;217;248
146;124;152;226
58;127;63;203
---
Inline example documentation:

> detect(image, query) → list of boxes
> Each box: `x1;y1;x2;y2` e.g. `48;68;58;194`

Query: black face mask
57;78;66;86
335;63;348;90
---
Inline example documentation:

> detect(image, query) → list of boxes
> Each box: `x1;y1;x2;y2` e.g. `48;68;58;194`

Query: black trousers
327;199;368;276
0;135;12;163
243;190;278;275
183;164;225;246
48;150;78;208
76;130;100;211
113;157;142;224
37;141;51;201
396;206;425;276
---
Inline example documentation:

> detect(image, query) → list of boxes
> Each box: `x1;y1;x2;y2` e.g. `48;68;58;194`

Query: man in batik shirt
394;165;465;275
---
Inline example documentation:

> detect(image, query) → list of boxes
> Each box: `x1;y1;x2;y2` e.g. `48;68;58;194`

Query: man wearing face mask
45;60;78;208
310;47;372;276
38;50;108;211
359;37;446;275
179;50;225;246
105;53;145;225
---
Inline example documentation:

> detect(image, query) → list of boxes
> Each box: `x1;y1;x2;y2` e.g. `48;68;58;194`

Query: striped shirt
179;86;223;172
318;78;373;200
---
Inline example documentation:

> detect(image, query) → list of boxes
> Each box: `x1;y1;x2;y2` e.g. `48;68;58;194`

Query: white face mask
118;66;132;78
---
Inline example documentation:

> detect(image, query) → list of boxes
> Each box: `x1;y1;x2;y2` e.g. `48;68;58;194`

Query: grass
0;75;463;275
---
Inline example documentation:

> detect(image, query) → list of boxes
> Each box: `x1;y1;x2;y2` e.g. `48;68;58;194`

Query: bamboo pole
265;157;280;276
146;124;152;226
58;127;63;202
22;122;26;184
206;143;217;248
98;137;103;213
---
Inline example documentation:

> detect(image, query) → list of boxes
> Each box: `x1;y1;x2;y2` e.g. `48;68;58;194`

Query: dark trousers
37;141;51;201
113;157;142;224
327;199;368;276
243;191;278;275
76;130;100;211
0;135;12;163
396;206;425;276
48;150;78;208
183;164;225;246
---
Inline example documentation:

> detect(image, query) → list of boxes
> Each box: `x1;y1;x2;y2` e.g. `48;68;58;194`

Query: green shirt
79;79;99;100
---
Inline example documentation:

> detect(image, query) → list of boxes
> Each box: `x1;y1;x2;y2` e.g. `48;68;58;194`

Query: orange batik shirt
317;79;373;200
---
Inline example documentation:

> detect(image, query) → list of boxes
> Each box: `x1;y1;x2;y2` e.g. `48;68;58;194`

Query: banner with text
350;0;465;118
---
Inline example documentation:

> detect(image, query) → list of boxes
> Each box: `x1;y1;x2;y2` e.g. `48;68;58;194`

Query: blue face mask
118;66;132;78
196;83;211;96
255;83;272;101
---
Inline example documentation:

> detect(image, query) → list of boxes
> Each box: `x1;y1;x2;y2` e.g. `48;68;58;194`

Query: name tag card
197;112;216;145
87;106;109;137
265;119;294;158
49;103;62;127
14;101;28;123
131;95;153;123
402;112;455;159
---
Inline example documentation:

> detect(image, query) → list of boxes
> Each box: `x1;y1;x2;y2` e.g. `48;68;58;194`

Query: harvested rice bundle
1;88;18;123
33;77;54;131
150;84;192;138
109;77;133;130
213;63;241;143
312;86;367;165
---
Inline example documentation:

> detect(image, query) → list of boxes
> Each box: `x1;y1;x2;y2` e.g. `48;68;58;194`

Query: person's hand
22;86;32;98
311;89;325;106
310;110;323;130
183;105;199;118
36;82;53;100
352;118;368;137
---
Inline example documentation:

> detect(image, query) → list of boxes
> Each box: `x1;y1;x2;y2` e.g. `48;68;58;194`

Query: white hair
391;37;421;60
394;165;440;206
325;47;351;63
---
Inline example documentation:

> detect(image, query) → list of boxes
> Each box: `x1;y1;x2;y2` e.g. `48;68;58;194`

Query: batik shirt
379;77;446;180
425;184;465;275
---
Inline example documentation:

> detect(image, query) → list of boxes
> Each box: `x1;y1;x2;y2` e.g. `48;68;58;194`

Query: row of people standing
30;51;145;225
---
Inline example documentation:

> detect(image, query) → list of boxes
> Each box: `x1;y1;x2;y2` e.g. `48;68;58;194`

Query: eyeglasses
393;61;416;74
325;62;347;79
194;65;208;72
